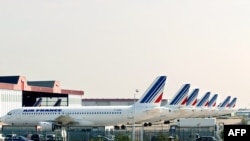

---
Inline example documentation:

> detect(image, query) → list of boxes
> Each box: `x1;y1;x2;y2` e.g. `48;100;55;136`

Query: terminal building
0;75;84;117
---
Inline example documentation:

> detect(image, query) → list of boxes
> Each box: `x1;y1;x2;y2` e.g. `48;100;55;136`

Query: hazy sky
1;1;250;108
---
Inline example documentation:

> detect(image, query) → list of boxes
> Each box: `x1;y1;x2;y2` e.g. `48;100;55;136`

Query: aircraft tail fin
186;88;199;106
208;94;218;108
196;92;211;107
136;75;167;107
219;96;231;108
228;97;237;108
33;98;42;107
168;83;190;106
54;99;62;107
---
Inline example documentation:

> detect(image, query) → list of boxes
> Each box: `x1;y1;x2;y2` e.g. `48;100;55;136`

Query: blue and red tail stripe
139;76;166;103
228;97;237;108
220;96;231;108
169;84;190;105
208;94;218;108
186;88;199;106
196;92;210;107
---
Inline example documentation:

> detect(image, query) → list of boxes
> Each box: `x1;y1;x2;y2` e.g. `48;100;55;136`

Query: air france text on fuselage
23;109;62;112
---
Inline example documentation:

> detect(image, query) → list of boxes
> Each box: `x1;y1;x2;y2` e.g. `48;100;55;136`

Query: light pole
132;89;139;141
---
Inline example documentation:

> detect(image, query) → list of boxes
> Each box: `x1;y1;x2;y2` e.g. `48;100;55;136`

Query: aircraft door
127;110;134;119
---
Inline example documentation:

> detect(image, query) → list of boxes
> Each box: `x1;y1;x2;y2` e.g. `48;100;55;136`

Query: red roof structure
0;75;83;95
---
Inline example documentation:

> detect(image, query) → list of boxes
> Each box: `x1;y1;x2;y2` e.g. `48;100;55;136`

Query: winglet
186;88;199;106
196;92;211;107
169;83;190;106
137;76;167;107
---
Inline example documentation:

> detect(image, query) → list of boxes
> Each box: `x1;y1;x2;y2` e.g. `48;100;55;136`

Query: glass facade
0;89;22;116
68;94;82;106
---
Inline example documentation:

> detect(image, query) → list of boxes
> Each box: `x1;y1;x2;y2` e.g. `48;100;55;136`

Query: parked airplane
140;83;191;125
186;88;199;107
210;96;231;117
214;97;237;117
0;75;167;131
54;99;62;107
32;98;42;107
198;93;218;118
183;92;211;118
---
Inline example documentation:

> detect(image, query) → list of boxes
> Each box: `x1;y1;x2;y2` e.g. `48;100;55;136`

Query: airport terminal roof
0;75;84;95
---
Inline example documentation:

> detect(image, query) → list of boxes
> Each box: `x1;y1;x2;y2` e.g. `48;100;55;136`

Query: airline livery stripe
144;78;165;103
192;99;198;106
197;92;210;107
170;84;189;105
228;98;237;108
213;102;216;107
154;93;163;103
180;97;188;105
205;102;209;107
208;94;218;107
147;82;165;103
140;76;166;103
220;96;231;107
187;89;199;106
169;84;190;105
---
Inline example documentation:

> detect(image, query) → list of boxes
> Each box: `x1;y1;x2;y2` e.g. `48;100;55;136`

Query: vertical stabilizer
33;98;42;107
186;88;199;106
136;76;167;107
196;92;211;107
219;96;231;108
228;97;237;108
208;94;218;108
168;83;190;106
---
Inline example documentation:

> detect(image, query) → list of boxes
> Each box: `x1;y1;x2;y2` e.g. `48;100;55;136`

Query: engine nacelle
38;122;61;131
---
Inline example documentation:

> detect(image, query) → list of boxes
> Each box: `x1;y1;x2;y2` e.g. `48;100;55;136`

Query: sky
1;0;250;109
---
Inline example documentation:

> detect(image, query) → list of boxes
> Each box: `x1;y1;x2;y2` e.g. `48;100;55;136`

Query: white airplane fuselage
1;105;158;127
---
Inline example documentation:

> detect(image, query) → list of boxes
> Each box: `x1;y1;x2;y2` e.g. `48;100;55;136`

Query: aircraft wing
54;115;76;125
54;115;94;126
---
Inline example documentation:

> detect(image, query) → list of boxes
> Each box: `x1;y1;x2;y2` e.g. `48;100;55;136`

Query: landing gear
143;122;152;127
164;120;170;124
114;125;126;130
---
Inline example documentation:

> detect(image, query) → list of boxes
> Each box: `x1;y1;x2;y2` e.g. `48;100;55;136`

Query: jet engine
38;122;61;131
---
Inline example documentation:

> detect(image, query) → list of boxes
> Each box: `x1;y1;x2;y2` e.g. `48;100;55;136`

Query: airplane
165;88;199;119
214;97;237;117
54;99;62;107
183;91;211;118
139;83;191;125
197;93;218;118
209;96;231;117
0;75;167;131
32;98;42;107
186;88;199;107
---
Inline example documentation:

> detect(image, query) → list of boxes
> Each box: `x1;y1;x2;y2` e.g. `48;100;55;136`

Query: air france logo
23;109;62;112
224;125;250;140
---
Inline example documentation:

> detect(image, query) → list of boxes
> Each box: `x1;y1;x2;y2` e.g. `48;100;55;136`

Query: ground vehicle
45;134;55;141
4;134;17;141
0;134;5;141
5;136;32;141
30;134;45;141
17;136;33;141
196;136;217;141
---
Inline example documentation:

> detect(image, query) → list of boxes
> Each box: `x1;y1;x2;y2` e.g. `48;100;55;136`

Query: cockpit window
7;112;12;115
